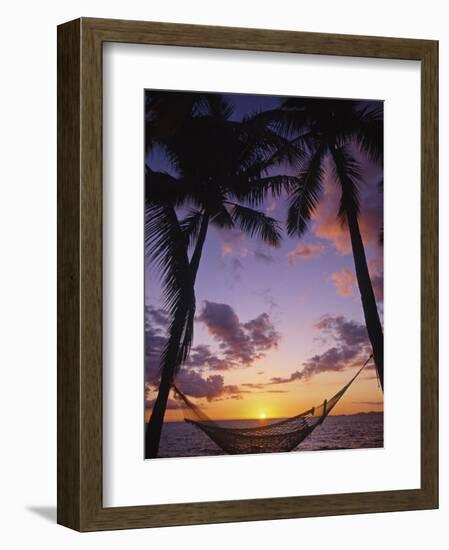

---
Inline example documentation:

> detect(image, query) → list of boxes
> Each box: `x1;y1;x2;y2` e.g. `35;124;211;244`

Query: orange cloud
222;244;234;255
330;258;383;302
331;269;356;296
287;242;325;265
220;228;248;257
312;176;382;255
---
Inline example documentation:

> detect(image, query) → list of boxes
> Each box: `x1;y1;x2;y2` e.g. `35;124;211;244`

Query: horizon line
158;410;384;423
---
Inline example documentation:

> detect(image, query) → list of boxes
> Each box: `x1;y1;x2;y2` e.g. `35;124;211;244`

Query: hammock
173;356;372;455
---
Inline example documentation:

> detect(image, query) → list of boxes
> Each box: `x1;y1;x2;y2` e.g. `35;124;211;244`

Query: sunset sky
145;92;384;422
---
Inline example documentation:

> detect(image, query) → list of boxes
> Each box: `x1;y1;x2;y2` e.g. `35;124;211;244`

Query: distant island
330;411;383;417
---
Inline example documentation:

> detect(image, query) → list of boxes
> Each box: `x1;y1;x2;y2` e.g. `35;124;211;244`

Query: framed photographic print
57;17;438;531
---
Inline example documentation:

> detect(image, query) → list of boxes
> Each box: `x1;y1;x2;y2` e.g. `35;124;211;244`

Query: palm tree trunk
145;302;189;458
346;209;384;390
145;212;210;458
145;376;171;458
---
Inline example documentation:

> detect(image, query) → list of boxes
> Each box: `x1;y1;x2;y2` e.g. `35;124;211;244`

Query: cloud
197;301;280;367
254;287;278;313
331;268;356;297
198;301;249;359
269;347;358;385
146;366;245;403
144;306;233;385
244;313;280;353
219;227;248;257
312;167;383;255
314;314;369;348
287;242;325;265
269;369;310;385
145;382;186;410
145;302;281;403
299;345;362;379
241;382;288;394
185;344;231;371
231;257;243;271
352;400;383;405
330;260;383;303
144;306;169;383
228;257;243;281
268;315;371;384
254;250;275;263
175;370;225;400
222;244;234;255
146;305;169;328
175;370;245;401
145;396;185;411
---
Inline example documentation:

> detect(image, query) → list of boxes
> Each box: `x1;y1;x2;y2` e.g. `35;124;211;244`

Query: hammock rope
172;355;373;455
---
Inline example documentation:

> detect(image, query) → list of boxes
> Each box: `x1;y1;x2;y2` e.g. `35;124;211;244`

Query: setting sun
259;412;267;420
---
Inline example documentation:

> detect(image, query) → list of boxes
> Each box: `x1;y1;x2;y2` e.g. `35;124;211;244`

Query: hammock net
173;356;372;455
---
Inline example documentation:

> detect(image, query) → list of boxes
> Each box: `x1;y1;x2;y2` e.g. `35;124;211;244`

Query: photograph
144;89;384;460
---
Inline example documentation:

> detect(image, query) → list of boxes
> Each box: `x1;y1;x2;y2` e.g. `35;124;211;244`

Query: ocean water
156;413;383;458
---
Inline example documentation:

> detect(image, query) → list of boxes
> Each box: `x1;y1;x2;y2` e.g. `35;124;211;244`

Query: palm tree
145;92;302;457
268;98;384;390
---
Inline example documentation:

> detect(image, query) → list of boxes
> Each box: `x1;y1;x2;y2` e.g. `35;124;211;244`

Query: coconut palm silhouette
267;97;384;389
144;92;302;458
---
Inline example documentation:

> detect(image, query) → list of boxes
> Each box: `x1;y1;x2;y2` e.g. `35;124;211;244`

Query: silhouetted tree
145;92;302;457
268;98;384;389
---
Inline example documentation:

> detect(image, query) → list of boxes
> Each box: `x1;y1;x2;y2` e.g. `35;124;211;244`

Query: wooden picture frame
57;17;438;531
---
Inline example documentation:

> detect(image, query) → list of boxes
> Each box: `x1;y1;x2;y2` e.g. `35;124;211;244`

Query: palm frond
145;201;191;316
232;175;300;207
353;103;383;164
249;106;311;139
145;201;197;378
202;94;234;119
330;144;362;221
230;203;282;246
237;118;306;177
210;205;235;229
180;210;204;250
145;167;185;206
287;145;326;237
145;91;198;152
